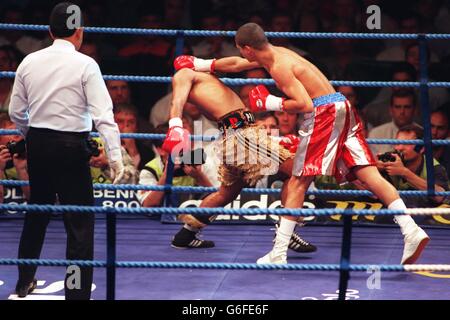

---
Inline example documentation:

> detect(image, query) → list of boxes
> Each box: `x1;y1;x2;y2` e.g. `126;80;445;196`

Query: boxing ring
1;23;450;300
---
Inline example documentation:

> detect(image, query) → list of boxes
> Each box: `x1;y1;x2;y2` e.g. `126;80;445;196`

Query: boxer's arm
273;69;313;113
213;57;261;73
170;69;197;119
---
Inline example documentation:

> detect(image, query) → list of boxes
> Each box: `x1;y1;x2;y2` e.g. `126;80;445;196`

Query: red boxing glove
173;55;216;73
279;134;300;154
248;85;285;112
162;118;191;156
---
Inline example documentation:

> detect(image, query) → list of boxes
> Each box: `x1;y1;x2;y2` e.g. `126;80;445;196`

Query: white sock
184;224;199;233
274;218;297;249
388;199;416;235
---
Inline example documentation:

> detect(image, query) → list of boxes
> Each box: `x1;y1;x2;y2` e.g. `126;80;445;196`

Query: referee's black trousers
17;127;94;300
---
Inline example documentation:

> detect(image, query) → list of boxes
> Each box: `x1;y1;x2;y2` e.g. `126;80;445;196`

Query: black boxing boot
171;226;215;249
275;223;317;253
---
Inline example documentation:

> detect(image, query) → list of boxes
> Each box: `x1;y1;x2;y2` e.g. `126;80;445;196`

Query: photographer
138;123;213;206
89;137;138;184
138;123;216;248
377;124;449;207
0;113;30;202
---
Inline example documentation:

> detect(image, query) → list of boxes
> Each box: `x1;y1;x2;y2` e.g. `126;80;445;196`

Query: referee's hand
110;160;125;184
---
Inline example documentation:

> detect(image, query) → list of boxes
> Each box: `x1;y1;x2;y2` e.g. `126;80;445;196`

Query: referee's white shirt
9;39;122;162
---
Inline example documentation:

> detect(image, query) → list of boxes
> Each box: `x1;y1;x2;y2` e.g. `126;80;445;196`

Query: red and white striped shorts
292;94;375;182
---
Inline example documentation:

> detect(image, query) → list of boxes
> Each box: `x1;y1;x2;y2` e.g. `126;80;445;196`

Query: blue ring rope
0;258;417;271
2;71;450;88
1;23;450;40
0;203;442;216
1;179;449;197
0;129;449;146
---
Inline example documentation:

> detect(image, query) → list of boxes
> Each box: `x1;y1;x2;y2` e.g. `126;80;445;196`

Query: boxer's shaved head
235;23;268;50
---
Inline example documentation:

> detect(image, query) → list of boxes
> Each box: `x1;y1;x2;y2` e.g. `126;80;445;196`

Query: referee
9;2;124;300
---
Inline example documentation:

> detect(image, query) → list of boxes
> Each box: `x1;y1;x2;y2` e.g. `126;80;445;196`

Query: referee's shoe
15;278;37;298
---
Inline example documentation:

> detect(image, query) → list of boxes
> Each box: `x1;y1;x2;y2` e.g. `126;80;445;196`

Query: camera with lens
6;139;26;157
86;137;100;158
377;150;403;163
173;148;207;177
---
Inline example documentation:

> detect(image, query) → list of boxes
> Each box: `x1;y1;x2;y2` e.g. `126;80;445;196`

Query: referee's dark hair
49;2;83;38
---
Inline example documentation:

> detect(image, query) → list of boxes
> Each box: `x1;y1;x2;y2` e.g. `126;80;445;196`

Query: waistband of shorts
28;127;90;139
217;109;255;133
312;92;347;107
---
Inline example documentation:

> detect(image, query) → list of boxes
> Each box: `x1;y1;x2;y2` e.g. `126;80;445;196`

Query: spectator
0;113;29;202
404;42;449;109
254;112;279;136
413;0;444;33
269;12;307;57
320;21;363;79
368;89;419;155
358;110;370;139
114;103;155;170
274;111;299;136
336;85;360;110
106;80;131;106
0;45;21;113
295;13;323;53
163;0;189;29
248;13;268;30
192;13;240;58
118;10;171;59
253;111;289;189
334;0;361;29
89;137;138;184
117;8;172;117
430;107;450;174
376;11;439;62
106;80;153;134
363;62;417;127
404;42;440;72
317;0;336;32
0;5;44;55
79;38;101;65
378;124;449;208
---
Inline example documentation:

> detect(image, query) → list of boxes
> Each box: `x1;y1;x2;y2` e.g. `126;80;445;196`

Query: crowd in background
0;0;449;210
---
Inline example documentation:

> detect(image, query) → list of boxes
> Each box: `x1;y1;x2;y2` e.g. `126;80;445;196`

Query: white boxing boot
390;200;430;264
257;218;296;264
400;224;430;264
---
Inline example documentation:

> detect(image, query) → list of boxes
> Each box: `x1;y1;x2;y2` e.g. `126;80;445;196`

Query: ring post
338;215;353;300
106;207;116;300
418;34;435;196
